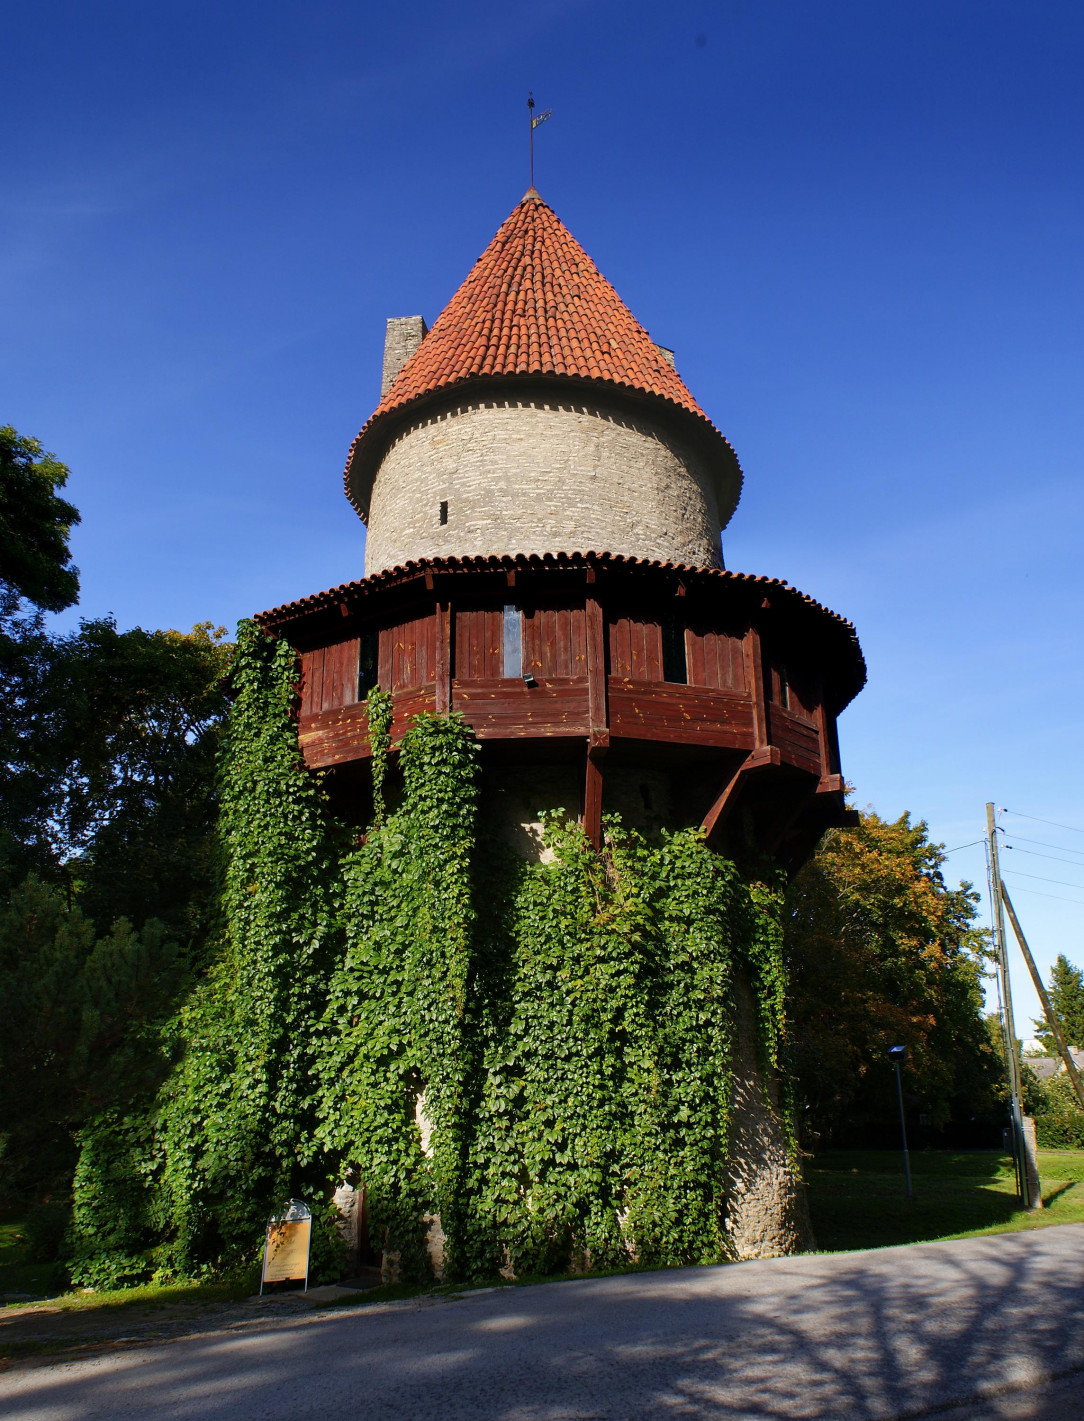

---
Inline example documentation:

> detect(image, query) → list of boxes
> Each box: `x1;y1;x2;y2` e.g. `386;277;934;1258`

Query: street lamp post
887;1045;913;1201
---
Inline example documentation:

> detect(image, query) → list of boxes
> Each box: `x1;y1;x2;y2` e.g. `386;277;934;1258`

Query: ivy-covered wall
67;622;803;1287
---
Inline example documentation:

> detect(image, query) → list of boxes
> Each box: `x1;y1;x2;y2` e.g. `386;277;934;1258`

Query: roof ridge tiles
253;553;862;652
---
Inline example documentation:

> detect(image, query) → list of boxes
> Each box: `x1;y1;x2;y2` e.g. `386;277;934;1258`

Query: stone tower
258;189;865;1265
346;189;743;576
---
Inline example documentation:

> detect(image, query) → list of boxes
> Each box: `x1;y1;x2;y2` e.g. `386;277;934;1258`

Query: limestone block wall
363;394;725;575
725;977;815;1258
381;316;428;397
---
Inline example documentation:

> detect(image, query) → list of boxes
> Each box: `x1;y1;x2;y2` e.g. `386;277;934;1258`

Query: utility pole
1000;881;1084;1113
887;1045;913;1199
986;802;1028;1207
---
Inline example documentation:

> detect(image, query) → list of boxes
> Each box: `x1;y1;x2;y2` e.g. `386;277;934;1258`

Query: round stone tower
261;188;866;1269
345;189;743;575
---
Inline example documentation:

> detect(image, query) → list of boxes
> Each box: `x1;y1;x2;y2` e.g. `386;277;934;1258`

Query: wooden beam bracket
701;745;781;841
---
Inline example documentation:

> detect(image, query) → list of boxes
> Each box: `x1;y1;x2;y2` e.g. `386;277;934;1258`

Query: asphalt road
2;1226;1083;1419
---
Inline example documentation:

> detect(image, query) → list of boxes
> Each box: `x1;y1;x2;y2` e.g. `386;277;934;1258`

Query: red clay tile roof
344;190;741;519
254;552;866;710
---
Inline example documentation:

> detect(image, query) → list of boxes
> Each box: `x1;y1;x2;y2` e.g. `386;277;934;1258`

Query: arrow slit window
661;619;687;684
503;605;523;678
358;632;379;697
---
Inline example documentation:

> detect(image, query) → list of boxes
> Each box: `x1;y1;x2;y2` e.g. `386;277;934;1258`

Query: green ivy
69;621;347;1284
366;686;391;826
316;711;480;1279
67;624;798;1287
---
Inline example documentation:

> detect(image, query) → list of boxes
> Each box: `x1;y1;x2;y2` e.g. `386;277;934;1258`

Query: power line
1003;867;1084;892
1002;808;1084;837
1006;884;1084;907
1002;832;1084;859
1003;844;1084;869
943;839;986;855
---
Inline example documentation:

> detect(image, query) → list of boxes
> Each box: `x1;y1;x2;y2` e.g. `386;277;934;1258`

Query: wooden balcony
259;553;864;869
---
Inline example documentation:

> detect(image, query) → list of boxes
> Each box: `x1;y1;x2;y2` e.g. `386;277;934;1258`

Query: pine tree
1033;955;1084;1052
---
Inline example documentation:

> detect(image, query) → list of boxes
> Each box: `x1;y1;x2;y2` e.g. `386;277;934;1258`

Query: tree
0;616;232;934
1033;954;1084;1052
785;811;1003;1147
0;427;235;1243
0;425;80;620
0;427;81;887
44;619;233;945
0;875;185;1208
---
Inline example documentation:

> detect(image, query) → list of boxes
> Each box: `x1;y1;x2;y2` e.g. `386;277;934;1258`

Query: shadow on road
0;1227;1082;1419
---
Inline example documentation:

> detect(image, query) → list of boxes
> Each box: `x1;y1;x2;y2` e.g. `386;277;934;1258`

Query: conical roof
344;189;740;519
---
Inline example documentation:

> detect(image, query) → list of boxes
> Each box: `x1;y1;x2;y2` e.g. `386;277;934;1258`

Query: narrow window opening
357;631;379;698
661;620;687;684
439;500;448;526
778;666;791;710
502;604;522;678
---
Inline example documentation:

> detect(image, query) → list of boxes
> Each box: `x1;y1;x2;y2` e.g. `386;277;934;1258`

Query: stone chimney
382;316;428;397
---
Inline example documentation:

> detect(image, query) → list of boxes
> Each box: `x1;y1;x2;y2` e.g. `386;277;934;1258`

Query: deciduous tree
785;811;1002;1146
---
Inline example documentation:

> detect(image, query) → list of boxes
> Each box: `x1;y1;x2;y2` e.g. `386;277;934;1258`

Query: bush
1035;1073;1084;1150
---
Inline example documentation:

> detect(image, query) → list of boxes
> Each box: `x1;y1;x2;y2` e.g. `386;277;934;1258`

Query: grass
806;1148;1084;1252
0;1221;254;1315
4;1149;1083;1331
4;1277;254;1314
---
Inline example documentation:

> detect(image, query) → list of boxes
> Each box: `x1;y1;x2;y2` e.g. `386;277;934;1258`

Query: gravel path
1;1226;1082;1419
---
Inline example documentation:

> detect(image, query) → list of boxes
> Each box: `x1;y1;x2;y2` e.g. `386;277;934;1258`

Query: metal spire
527;92;551;190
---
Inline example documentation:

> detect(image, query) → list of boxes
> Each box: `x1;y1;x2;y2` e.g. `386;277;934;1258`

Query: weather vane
527;92;551;190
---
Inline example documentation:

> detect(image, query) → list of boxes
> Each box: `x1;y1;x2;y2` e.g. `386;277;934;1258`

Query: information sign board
260;1199;312;1292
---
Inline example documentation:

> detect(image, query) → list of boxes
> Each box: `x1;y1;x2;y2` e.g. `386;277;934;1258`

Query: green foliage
317;712;479;1280
0;876;184;1205
1034;1073;1084;1150
322;753;783;1281
0;425;80;619
1033;954;1084;1052
785;811;1002;1146
69;620;344;1285
1;616;231;935
467;818;759;1276
366;685;391;825
66;627;794;1288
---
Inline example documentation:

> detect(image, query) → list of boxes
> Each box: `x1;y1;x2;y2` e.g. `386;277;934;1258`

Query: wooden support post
435;599;451;715
584;749;605;850
813;674;835;777
742;625;768;749
584;596;608;851
585;595;609;751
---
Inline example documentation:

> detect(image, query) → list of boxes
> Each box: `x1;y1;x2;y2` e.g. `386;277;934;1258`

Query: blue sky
5;0;1083;1034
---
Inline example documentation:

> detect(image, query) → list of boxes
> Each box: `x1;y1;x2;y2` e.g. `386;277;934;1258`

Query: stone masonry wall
363;394;724;575
725;975;815;1258
381;316;428;398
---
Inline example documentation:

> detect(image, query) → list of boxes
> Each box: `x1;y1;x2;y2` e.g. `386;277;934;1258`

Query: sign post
260;1199;313;1294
